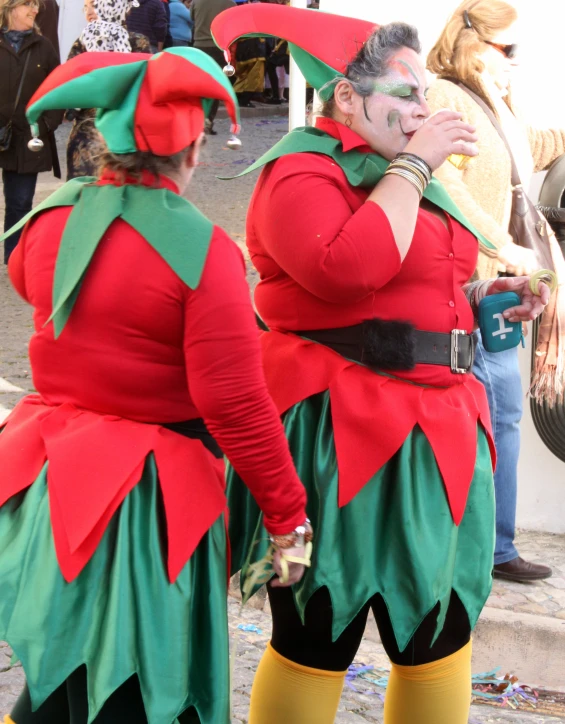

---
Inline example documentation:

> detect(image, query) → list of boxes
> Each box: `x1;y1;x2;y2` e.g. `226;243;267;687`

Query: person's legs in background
3;170;38;264
472;332;552;581
196;46;228;135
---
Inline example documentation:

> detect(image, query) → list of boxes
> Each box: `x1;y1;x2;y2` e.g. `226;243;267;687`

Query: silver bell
226;135;242;151
223;64;236;77
28;137;44;152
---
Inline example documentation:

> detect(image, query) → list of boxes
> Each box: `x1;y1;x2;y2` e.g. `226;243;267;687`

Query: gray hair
320;22;422;115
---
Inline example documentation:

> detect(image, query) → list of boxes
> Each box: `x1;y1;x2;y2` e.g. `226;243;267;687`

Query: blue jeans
472;331;522;564
2;169;38;264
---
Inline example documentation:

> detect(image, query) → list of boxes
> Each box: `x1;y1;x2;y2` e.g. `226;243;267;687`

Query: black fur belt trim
297;319;475;373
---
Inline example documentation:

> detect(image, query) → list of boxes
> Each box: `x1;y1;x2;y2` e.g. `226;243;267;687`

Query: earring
345;115;352;128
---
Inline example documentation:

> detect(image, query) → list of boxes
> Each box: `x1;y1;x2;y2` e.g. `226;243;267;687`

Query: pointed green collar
226;125;496;251
1;178;214;337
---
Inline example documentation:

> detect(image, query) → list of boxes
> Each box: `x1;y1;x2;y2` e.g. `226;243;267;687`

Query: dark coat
36;0;60;61
0;32;62;175
126;0;167;47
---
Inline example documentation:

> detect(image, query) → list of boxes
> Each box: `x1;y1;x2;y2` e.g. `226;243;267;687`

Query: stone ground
1;116;565;721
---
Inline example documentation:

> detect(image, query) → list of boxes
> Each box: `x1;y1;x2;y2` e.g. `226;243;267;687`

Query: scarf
80;0;132;53
1;28;32;53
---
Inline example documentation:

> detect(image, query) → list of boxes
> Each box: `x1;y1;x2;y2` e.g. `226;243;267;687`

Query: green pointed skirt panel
227;391;495;651
0;454;230;724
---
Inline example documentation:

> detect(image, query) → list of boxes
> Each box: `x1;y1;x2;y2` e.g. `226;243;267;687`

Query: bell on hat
27;122;44;152
211;4;377;99
25;48;242;157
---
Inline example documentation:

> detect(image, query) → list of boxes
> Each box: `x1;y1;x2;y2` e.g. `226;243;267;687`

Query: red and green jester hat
0;48;241;585
4;48;240;340
211;3;497;252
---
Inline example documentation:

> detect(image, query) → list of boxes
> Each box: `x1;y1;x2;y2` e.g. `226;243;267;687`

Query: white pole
288;0;307;131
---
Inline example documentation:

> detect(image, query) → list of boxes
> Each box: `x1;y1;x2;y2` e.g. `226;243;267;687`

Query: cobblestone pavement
1;118;565;721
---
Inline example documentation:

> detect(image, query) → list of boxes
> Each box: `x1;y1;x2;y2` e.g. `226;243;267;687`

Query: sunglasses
485;41;519;59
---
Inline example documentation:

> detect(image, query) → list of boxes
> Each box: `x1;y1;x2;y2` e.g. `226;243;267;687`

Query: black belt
161;418;223;459
297;319;475;374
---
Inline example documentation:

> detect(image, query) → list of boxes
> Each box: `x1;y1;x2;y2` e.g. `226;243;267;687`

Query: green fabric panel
287;43;342;97
48;184;127;337
26;63;147;147
120;185;214;289
96;64;148;154
227;391;495;652
1;178;214;337
0;177;94;243
225;125;497;251
0;455;229;724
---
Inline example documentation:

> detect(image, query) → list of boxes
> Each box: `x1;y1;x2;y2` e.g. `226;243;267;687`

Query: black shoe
204;120;217;136
493;556;553;582
266;97;282;105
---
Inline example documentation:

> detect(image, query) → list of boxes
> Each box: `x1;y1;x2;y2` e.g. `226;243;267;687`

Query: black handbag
0;49;32;152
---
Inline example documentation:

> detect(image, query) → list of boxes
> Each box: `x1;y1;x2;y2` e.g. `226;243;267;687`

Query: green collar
227;126;496;251
1;178;214;337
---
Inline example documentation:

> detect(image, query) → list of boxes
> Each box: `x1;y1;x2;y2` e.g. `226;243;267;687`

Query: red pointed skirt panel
261;331;495;525
0;397;226;583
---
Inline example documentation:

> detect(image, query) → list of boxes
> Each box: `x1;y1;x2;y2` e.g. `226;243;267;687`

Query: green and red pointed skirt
228;331;496;650
0;399;231;724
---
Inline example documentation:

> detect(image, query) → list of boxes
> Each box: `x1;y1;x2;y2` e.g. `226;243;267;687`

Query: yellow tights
249;640;472;724
384;640;472;724
249;643;346;724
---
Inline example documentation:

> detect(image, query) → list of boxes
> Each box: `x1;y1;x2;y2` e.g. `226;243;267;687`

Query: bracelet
270;518;313;549
395;152;433;183
384;166;425;198
390;159;428;188
463;279;495;319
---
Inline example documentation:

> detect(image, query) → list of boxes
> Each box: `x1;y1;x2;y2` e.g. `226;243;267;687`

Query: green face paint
387;110;400;128
373;80;414;97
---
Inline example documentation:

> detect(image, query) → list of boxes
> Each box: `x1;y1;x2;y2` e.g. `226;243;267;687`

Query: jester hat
26;47;241;156
211;4;377;100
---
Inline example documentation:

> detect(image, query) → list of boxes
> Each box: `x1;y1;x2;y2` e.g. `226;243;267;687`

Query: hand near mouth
402;110;478;171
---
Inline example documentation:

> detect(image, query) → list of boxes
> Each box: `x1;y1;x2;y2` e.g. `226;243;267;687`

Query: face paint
374;80;418;99
396;59;421;86
387;110;400;129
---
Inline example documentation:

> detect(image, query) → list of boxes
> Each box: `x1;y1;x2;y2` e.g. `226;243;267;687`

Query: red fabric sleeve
257;154;402;303
183;227;308;535
7;224;29;302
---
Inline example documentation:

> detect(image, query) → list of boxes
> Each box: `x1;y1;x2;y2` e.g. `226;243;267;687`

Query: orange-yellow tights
249;640;472;724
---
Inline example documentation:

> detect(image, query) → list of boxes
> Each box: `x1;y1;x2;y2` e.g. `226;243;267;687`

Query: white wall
58;0;87;61
321;0;565;533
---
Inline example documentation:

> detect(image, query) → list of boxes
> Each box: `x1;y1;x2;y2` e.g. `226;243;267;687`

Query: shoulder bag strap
11;48;32;119
454;81;522;188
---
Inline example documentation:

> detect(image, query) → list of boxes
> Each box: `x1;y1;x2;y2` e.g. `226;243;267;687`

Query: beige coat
427;79;565;279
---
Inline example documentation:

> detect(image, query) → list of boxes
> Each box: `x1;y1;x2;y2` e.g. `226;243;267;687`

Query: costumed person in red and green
0;47;312;724
213;6;551;723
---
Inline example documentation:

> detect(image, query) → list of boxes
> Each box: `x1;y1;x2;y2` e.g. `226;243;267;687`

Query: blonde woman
427;0;565;583
0;0;62;263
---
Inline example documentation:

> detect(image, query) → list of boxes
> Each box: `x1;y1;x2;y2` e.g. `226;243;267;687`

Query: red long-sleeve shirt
244;118;494;525
247;117;477;388
4;172;307;581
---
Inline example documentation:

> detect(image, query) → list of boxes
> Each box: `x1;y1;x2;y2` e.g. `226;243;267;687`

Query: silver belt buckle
451;329;469;374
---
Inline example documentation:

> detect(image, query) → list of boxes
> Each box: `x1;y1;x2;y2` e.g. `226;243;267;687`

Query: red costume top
2;171;307;582
246;118;495;524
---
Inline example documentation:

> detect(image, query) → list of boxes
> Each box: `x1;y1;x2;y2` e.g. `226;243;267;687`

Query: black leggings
11;666;200;724
269;586;471;672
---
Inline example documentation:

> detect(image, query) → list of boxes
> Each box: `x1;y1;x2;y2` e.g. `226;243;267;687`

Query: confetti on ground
346;663;565;715
236;624;263;634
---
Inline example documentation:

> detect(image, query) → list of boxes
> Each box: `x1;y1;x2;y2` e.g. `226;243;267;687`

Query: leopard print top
80;0;135;52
